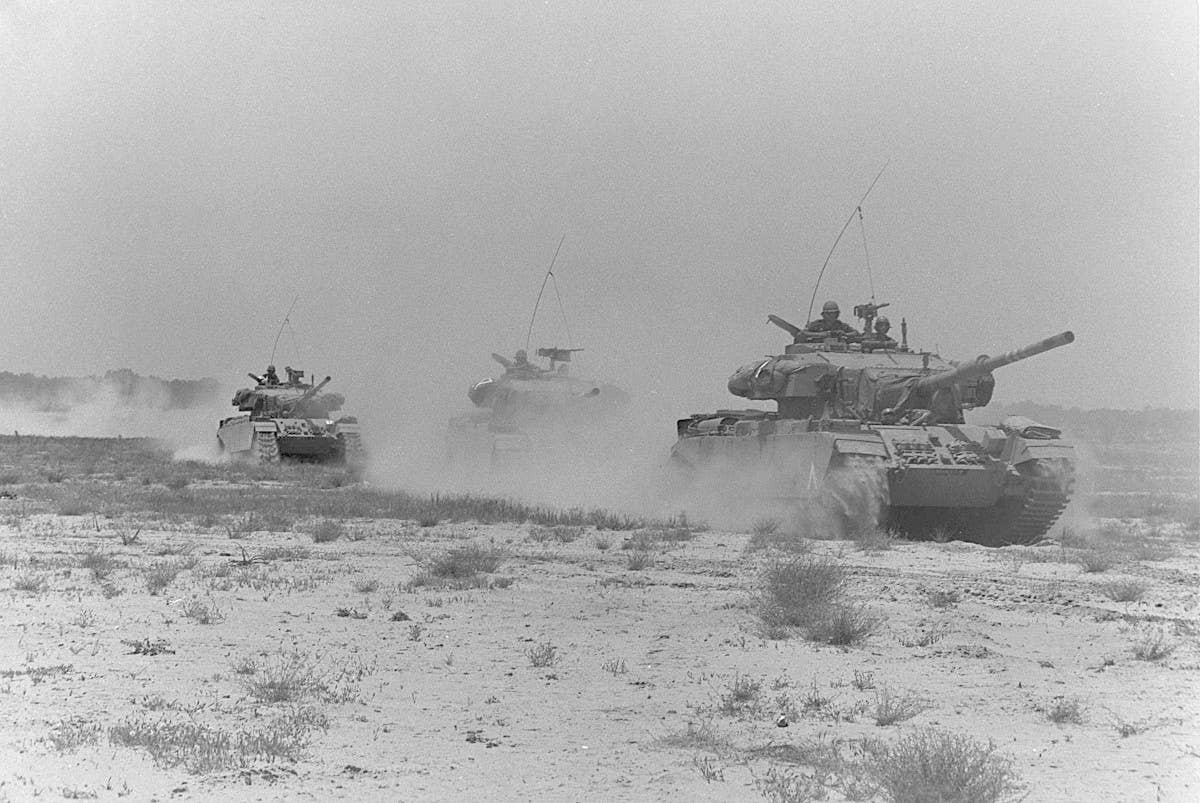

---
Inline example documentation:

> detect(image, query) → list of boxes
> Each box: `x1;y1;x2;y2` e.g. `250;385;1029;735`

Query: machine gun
852;301;890;335
248;372;265;384
536;347;583;370
491;353;515;370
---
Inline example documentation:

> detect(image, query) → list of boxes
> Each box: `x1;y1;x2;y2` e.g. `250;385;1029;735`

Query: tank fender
1005;437;1076;466
833;434;889;459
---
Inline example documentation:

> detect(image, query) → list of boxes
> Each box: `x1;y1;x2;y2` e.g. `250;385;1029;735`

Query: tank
217;368;363;464
446;347;629;471
670;304;1076;546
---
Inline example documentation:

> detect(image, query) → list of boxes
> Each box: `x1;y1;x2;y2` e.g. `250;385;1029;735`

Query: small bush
428;544;505;578
717;674;763;716
752;517;781;537
1099;579;1148;603
1078;550;1117;573
525;642;559;668
144;560;185;595
353;577;380;594
1131;629;1176;662
241;651;369;704
926;588;961;608
12;571;47;592
46;717;102;752
806;602;881;646
1045;697;1085;725
601;657;627;675
307;519;345;544
867;728;1024;803
873;687;931;726
78;550;119;581
181;598;226;625
626;550;653;571
755;556;846;634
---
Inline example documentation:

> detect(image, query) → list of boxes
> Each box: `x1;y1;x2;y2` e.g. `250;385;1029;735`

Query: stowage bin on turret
217;370;364;464
671;304;1076;546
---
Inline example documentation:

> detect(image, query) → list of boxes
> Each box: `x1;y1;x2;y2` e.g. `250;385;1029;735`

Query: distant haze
2;3;1196;455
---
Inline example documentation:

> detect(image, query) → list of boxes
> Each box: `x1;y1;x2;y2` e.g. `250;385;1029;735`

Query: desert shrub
601;657;627;675
807;602;882;646
926;588;961;608
873;687;930;726
78;550;119;581
528;525;584;543
181;598;226;625
626;550;653;571
305;518;344;544
353;577;380;593
12;571;47;592
1099;578;1149;602
428;544;505;578
144;560;185;595
755;555;846;634
866;728;1023;803
1131;628;1176;661
1077;549;1117;573
1045;697;1085;725
525;642;559;668
46;717;102;752
854;526;901;552
240;651;371;704
108;706;328;772
717;674;763;716
752;517;781;537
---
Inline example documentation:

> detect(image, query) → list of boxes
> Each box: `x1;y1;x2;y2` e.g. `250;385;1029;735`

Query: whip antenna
858;206;875;301
805;161;889;321
525;234;567;353
550;274;574;350
270;296;300;365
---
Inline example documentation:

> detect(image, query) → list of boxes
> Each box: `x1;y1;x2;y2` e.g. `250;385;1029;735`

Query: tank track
887;458;1074;547
256;431;280;464
998;458;1074;545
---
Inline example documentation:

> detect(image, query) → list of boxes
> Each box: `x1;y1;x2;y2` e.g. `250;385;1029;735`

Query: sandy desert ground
1;435;1198;802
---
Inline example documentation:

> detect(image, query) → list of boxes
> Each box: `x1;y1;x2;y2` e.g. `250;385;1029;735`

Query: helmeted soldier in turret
805;301;857;337
863;316;898;351
263;365;280;386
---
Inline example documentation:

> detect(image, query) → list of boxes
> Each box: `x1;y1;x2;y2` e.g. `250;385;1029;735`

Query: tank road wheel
255;431;280;464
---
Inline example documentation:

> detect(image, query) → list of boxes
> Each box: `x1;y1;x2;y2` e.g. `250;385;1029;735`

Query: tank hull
217;414;363;465
670;413;1074;546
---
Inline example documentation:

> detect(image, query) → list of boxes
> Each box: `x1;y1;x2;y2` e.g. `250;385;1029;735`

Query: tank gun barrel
299;376;332;402
914;331;1074;393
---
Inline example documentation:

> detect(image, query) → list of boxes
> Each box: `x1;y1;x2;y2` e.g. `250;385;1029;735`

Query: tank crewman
263;365;280;385
508;350;541;379
804;301;858;337
864;316;898;350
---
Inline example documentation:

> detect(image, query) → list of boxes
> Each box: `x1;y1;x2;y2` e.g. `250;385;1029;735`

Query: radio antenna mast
270;296;300;365
525;234;567;353
805;162;889;322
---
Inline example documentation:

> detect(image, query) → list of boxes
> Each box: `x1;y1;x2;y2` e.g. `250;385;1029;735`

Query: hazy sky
2;1;1197;430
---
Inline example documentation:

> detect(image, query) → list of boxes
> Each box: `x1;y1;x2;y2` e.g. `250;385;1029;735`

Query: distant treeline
972;402;1198;445
0;369;222;412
